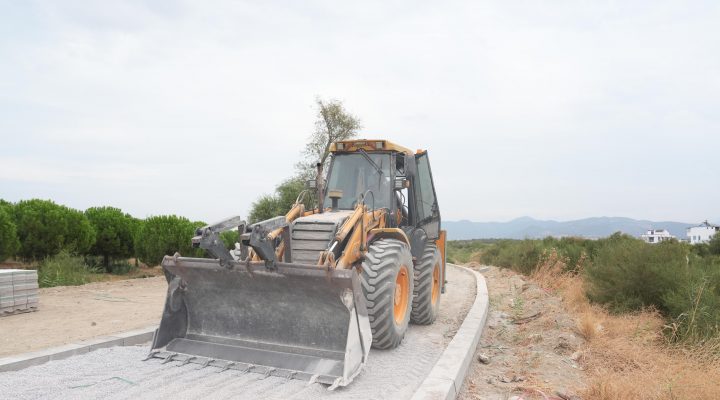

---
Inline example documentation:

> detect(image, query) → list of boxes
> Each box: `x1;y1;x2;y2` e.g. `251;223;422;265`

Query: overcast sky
1;1;718;223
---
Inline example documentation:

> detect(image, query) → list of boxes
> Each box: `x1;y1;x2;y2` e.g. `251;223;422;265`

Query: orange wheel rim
431;263;440;304
393;265;410;324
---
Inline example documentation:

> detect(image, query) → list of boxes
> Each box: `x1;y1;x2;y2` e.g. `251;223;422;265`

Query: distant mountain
444;216;698;240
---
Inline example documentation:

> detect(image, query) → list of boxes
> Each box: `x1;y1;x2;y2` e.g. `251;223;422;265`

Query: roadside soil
459;264;586;400
0;276;167;357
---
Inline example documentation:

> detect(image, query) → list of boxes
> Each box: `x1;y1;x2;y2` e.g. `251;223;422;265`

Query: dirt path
0;277;167;357
459;264;586;400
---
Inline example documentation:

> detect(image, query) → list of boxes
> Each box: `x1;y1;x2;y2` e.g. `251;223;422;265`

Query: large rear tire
410;243;442;325
360;238;414;349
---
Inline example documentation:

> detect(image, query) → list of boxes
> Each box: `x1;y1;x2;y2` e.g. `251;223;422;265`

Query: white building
687;221;719;244
640;229;675;244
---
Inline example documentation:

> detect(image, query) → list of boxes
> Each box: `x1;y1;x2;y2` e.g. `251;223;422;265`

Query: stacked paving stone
0;269;39;316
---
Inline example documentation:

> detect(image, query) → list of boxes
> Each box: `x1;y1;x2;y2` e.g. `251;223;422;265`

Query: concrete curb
0;325;157;373
411;265;489;400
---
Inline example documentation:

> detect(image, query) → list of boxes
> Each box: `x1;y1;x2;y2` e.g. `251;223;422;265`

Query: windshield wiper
358;149;383;175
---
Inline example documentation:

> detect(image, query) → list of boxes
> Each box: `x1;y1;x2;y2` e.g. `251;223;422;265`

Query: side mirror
394;176;408;190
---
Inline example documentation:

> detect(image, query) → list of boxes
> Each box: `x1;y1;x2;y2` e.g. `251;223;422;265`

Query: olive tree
295;97;361;178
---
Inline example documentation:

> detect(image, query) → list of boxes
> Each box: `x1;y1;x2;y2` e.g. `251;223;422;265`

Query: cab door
413;151;440;239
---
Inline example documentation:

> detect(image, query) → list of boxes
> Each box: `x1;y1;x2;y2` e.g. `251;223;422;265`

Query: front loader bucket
149;255;372;389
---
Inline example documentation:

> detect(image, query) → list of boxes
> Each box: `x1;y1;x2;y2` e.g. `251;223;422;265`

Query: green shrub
221;230;240;250
13;199;95;260
709;232;720;255
662;256;720;342
446;239;497;263
134;215;202;265
0;206;20;260
691;243;712;257
38;250;98;288
479;239;546;274
584;234;720;342
585;234;687;313
248;178;308;223
85;206;135;271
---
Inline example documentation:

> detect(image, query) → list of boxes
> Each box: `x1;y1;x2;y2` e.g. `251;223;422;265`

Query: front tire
360;238;414;349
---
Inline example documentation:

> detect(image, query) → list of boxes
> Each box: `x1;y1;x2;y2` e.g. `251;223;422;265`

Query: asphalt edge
0;325;157;373
411;264;490;400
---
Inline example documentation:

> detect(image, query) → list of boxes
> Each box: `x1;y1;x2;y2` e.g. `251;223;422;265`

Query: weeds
511;296;525;317
575;312;600;340
38;250;99;288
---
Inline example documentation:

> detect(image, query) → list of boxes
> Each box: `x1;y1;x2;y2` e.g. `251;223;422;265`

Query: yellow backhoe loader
147;139;446;389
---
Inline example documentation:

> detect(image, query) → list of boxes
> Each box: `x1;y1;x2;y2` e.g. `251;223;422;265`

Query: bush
0;206;20;260
38;250;98;288
662;256;720;342
479;239;546;274
134;215;202;265
13;199;95;260
248;178;308;223
584;234;720;342
585;234;687;313
221;230;240;250
709;231;720;256
446;239;497;263
85;207;135;271
478;236;597;274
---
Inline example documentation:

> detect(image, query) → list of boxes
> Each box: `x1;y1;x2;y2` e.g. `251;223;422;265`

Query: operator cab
324;152;392;210
324;139;441;242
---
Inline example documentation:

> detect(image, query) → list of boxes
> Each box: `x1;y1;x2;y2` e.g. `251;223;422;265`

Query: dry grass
528;249;566;291
526;255;720;400
576;312;601;341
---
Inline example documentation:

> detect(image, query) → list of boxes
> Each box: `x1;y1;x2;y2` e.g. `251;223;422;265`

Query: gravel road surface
1;264;475;400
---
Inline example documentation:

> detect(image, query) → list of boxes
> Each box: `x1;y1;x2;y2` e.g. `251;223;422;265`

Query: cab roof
329;139;416;156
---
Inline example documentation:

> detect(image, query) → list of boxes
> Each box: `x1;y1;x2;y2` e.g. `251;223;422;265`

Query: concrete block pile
0;269;39;316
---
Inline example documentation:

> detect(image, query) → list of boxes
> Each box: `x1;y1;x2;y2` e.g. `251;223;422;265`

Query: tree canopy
0;206;19;260
134;215;203;265
13;199;95;260
248;178;305;223
85;206;135;270
295;97;361;178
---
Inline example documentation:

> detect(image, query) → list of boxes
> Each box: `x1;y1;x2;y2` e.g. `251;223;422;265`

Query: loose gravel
0;265;475;400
